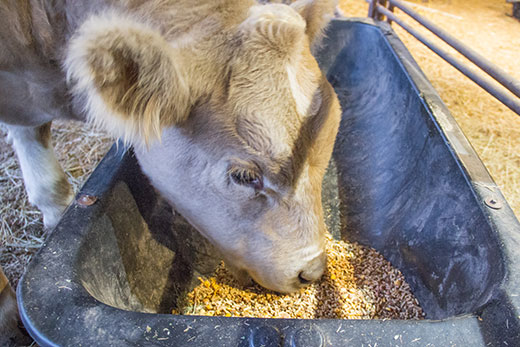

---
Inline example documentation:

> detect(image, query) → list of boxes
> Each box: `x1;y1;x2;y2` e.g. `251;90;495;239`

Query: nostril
298;271;312;285
297;253;326;286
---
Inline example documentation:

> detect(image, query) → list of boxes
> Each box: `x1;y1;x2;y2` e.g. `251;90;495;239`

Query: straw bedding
0;121;112;287
175;234;424;319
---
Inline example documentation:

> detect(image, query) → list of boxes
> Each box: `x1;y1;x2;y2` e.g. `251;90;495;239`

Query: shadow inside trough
77;180;221;314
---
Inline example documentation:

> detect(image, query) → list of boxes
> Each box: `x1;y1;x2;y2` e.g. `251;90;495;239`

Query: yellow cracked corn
173;235;424;319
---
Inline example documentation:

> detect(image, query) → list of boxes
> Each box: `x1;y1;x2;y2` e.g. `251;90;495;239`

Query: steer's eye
229;167;264;191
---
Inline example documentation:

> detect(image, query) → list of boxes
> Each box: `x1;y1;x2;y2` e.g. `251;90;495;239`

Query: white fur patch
287;63;313;116
8;125;73;228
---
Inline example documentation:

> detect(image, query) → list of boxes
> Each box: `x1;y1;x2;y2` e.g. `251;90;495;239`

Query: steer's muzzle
296;251;327;286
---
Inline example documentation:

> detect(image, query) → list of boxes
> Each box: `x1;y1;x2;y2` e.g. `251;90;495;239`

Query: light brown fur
0;267;32;346
1;0;341;295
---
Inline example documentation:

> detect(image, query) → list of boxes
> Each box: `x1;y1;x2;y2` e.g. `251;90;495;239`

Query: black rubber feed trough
18;18;520;346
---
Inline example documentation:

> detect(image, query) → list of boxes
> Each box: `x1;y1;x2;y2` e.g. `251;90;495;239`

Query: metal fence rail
368;0;520;116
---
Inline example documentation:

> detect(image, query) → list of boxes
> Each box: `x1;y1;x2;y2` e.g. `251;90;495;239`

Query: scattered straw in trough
175;234;424;319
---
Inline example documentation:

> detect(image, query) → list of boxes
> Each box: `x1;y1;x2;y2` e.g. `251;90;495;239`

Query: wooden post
368;0;390;21
377;0;388;21
368;0;377;18
387;3;395;24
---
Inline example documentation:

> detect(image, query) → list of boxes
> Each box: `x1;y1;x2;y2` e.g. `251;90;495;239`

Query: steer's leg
0;267;32;346
7;122;74;229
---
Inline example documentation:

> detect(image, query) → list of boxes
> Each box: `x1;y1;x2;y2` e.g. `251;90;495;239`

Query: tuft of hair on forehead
290;0;337;51
255;0;337;51
238;4;307;59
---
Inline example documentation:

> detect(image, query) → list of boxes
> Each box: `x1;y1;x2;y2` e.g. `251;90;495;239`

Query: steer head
66;0;341;293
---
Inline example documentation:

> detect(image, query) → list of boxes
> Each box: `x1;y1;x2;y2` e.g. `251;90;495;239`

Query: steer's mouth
232;261;326;294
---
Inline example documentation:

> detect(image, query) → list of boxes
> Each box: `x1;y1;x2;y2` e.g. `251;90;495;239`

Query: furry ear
239;4;307;59
290;0;337;48
65;13;191;146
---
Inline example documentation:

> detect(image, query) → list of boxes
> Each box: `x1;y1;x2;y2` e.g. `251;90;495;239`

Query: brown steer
1;0;341;295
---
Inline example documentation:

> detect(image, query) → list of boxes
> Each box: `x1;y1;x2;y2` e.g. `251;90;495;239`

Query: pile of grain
174;235;424;319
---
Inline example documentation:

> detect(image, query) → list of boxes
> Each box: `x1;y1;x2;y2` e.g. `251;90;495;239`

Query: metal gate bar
368;0;520;116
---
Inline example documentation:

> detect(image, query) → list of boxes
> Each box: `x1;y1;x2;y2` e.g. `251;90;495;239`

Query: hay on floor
0;121;112;287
